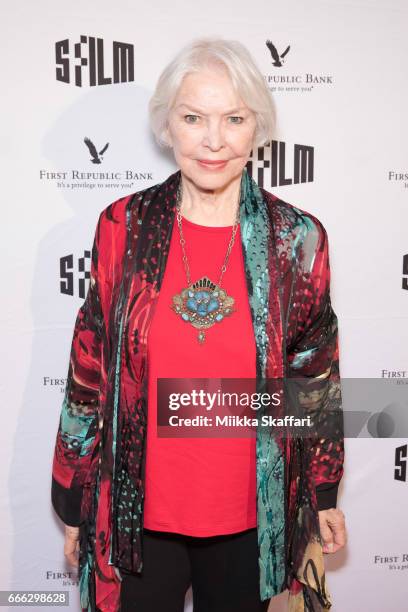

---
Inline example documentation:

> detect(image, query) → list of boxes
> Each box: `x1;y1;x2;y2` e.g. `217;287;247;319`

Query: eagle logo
266;40;290;67
84;137;109;164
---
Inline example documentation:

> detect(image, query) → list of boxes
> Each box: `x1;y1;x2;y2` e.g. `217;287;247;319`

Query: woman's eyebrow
176;103;246;114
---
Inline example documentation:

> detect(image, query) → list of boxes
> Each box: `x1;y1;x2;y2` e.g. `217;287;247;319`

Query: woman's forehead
173;76;247;111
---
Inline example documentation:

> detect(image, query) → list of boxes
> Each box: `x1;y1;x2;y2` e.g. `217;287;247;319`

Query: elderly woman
51;37;346;612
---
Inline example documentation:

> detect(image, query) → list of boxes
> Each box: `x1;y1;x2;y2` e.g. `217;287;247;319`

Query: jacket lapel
239;172;286;598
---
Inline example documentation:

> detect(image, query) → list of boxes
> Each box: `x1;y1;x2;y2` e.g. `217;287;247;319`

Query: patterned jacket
51;167;344;611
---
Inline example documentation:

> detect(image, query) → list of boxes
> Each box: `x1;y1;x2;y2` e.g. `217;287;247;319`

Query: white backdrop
1;1;408;610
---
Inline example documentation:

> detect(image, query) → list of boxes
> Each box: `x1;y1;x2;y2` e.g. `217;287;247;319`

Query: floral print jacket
51;167;344;611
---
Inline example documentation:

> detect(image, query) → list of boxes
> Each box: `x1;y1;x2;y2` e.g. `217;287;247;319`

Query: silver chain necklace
170;178;241;344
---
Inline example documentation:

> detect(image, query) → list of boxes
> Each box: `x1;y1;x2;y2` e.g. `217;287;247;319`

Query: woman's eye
185;115;200;123
228;116;244;124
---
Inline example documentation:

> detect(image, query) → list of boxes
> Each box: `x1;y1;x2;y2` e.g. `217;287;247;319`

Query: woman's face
164;66;257;191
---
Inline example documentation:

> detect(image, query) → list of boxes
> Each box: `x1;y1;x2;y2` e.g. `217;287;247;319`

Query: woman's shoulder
259;186;329;245
98;183;158;226
97;171;178;231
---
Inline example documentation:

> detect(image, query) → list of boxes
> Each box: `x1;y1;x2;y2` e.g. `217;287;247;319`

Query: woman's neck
178;171;242;227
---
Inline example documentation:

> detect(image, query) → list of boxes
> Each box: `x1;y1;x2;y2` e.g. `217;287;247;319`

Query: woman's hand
64;524;80;567
318;508;347;554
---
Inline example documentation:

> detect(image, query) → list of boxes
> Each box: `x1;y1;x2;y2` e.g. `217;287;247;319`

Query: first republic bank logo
55;35;134;87
264;38;334;89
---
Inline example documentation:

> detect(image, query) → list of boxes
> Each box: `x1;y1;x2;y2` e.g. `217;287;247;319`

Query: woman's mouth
197;159;228;170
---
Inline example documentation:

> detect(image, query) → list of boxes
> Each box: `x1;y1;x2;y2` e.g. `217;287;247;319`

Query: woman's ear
250;132;258;154
161;122;173;148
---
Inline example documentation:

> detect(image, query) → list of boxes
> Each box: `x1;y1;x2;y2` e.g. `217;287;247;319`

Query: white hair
148;36;276;149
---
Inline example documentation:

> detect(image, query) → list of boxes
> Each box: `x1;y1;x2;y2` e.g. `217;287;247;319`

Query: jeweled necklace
171;177;241;344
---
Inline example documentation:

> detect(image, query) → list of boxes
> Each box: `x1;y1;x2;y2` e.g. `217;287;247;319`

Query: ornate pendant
171;276;235;344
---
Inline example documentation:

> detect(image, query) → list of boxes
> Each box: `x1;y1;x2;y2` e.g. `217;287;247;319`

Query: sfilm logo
247;140;314;189
55;35;134;87
60;251;90;298
394;443;407;482
402;254;408;290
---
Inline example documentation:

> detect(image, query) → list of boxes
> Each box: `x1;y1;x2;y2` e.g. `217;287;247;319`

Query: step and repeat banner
2;1;407;610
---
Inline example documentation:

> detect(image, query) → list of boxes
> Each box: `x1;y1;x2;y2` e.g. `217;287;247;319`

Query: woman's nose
202;121;225;150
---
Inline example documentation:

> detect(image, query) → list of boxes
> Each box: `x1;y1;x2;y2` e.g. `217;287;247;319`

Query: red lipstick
197;159;228;170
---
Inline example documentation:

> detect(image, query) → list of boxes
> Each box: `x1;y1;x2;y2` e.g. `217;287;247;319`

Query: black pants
120;527;270;612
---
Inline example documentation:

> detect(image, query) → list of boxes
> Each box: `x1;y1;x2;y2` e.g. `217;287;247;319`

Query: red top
143;213;257;536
